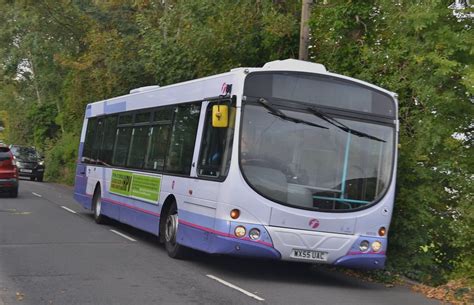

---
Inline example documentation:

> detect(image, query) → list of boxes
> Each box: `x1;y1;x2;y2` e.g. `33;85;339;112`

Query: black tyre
92;186;106;224
30;177;35;181
164;202;189;259
37;176;43;182
10;188;18;198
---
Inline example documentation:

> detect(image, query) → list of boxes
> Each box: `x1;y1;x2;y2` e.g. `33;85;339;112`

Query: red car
0;145;19;197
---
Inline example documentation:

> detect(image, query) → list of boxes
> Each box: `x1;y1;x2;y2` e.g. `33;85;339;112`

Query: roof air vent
129;85;160;94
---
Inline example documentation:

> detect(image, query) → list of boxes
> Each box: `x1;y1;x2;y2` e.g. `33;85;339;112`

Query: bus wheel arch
159;195;189;259
92;182;106;224
159;195;177;243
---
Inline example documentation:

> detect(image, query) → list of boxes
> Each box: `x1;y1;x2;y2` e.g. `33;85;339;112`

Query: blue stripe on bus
77;142;84;161
76;191;276;256
334;253;386;269
104;101;126;114
86;105;92;118
334;235;387;269
178;224;281;259
73;192;91;210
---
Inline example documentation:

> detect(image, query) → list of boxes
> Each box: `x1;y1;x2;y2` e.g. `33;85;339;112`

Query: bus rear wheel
92;186;106;224
164;202;189;259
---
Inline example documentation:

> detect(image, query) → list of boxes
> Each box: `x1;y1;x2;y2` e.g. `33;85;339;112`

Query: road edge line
61;206;77;214
206;274;265;302
110;229;136;242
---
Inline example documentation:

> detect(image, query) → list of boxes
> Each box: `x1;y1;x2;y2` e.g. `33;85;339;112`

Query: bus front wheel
164;202;189;259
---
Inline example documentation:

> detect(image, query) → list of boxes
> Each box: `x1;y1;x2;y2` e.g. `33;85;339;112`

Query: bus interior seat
287;184;313;208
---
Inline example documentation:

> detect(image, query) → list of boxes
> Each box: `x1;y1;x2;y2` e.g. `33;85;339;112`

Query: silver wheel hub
95;197;101;217
165;213;178;244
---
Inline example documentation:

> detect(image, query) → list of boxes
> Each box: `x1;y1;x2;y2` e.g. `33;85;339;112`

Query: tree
310;0;473;284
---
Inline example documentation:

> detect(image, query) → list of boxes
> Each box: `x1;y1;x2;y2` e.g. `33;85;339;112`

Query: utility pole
299;0;313;61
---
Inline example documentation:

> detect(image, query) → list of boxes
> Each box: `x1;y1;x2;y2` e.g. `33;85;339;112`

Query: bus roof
85;59;397;118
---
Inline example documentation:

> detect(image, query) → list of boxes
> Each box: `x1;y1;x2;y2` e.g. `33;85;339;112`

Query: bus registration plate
291;249;328;261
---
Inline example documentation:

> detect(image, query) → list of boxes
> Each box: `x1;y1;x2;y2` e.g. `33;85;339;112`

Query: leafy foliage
0;0;471;286
311;0;473;285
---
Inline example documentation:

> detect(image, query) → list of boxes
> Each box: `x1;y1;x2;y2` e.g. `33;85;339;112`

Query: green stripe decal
110;169;161;204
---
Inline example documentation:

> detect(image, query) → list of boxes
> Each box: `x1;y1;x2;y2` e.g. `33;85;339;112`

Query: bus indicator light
230;209;240;219
378;227;386;236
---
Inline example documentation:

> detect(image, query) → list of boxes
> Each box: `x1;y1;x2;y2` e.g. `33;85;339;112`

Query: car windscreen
0;147;11;161
13;147;38;159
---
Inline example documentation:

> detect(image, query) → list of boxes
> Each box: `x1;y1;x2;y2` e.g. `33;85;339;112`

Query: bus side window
165;104;201;175
127;125;150;168
145;124;170;171
144;107;173;171
112;114;134;167
98;115;118;166
198;102;235;178
91;118;105;164
112;127;132;167
82;117;98;164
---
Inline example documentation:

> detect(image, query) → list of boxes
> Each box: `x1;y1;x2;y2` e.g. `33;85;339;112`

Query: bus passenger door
85;118;105;203
173;101;215;252
186;100;235;252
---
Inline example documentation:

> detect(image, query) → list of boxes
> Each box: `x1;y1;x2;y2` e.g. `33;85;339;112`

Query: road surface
0;180;439;305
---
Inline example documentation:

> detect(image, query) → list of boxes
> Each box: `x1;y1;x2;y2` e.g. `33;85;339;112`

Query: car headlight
38;161;45;166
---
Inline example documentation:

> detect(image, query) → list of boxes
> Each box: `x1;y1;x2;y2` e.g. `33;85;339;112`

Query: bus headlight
371;241;382;252
234;226;246;238
359;240;370;252
249;228;260;240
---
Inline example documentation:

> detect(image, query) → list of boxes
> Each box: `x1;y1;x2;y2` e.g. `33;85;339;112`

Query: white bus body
74;59;398;269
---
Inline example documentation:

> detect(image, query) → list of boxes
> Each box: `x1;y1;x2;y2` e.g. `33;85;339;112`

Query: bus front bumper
334;254;386;269
266;226;387;269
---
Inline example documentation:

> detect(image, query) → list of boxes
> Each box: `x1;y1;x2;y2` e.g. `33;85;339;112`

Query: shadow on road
81;213;377;291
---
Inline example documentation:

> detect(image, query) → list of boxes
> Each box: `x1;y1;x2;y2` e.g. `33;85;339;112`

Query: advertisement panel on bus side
110;169;162;204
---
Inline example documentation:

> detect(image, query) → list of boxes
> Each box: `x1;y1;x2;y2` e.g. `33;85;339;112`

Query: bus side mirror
212;105;229;128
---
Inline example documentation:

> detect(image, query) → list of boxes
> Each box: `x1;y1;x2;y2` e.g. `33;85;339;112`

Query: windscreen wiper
256;98;328;130
306;106;386;143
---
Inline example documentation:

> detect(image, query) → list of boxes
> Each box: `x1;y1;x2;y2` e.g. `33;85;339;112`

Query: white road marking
110;229;136;242
32;192;42;198
206;274;265;302
61;206;77;214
